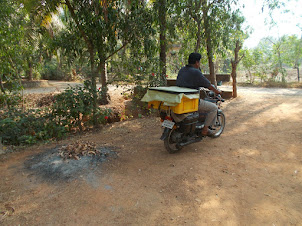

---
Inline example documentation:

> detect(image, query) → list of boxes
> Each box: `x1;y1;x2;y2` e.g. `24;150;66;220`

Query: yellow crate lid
141;86;199;106
148;86;199;94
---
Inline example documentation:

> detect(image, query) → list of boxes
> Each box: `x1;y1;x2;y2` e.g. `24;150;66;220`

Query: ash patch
24;146;116;185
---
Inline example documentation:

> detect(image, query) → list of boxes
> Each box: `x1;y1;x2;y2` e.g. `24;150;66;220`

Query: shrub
41;60;65;80
51;80;112;131
0;80;113;146
0;91;22;108
0;108;67;145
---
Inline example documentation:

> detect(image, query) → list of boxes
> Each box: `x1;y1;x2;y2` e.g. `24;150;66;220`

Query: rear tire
164;128;182;154
212;112;225;138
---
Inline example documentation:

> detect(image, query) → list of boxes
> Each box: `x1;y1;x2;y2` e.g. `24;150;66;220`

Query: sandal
202;129;215;137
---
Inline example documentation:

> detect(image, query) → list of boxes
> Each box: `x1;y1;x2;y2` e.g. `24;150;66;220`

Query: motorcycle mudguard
218;109;223;114
160;128;171;140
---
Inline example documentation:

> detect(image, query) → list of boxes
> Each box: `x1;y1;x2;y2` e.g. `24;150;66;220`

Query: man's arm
208;84;221;94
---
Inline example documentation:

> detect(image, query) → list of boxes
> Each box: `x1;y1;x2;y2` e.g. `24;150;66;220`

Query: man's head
188;52;201;69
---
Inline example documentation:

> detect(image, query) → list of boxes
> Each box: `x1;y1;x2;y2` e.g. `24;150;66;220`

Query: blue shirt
176;65;211;89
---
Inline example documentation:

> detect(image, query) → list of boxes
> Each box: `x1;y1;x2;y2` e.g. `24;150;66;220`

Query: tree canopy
1;0;301;109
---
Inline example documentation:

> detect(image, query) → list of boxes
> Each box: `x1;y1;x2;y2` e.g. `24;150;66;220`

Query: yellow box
148;96;199;114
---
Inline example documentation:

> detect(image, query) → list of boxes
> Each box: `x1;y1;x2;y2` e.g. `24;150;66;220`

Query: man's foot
201;129;215;137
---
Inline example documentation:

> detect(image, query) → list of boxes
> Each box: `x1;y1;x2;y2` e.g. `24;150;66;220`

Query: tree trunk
28;61;33;81
297;66;300;82
88;48;98;126
0;75;6;94
159;0;167;86
99;60;110;105
231;62;237;98
202;4;216;86
0;74;8;107
278;51;286;83
208;51;216;85
231;40;243;98
195;21;202;52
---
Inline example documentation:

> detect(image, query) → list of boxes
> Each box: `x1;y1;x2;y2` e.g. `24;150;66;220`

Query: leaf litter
58;141;107;160
24;141;117;185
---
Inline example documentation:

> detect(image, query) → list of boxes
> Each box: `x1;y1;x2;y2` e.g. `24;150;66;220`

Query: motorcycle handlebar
217;94;225;102
200;88;225;102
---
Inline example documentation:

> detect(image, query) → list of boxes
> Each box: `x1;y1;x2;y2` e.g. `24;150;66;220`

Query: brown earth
1;89;302;225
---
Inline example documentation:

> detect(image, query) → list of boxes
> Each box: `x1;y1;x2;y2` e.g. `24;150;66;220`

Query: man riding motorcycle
176;52;221;137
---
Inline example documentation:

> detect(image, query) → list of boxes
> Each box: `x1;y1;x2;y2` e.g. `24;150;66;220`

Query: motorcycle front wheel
164;128;182;154
212;112;225;138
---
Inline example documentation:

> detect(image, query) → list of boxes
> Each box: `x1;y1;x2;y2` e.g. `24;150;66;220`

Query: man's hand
208;84;221;94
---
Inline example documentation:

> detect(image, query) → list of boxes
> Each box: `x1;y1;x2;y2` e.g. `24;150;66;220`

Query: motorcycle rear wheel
212;112;225;138
164;128;182;154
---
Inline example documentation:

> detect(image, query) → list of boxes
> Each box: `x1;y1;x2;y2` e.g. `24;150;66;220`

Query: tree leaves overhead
0;0;27;93
2;0;300;91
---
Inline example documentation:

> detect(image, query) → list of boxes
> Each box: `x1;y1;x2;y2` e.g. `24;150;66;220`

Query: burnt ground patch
24;145;117;186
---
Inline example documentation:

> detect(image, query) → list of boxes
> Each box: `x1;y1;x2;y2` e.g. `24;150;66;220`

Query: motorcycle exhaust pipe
179;137;202;147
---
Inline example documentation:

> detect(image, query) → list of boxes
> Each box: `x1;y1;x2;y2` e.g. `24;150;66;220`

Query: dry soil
1;87;302;225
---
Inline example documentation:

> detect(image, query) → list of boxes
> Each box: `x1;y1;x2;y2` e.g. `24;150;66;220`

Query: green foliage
51;80;111;131
0;91;22;109
169;0;247;81
0;80;114;146
95;108;112;125
42;59;66;80
108;53;163;87
281;35;302;80
2;0;297;88
241;34;302;84
0;108;67;145
0;0;26;95
52;81;94;131
3;0;301;147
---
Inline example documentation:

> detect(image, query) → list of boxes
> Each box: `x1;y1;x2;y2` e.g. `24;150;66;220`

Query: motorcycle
155;88;225;153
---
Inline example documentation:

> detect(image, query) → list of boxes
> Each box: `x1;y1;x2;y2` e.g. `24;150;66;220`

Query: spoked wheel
164;128;182;154
211;112;225;138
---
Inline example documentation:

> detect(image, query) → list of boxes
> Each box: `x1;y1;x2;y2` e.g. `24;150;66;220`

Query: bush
41;60;65;80
0;80;113;146
0;108;67;145
0;91;22;108
51;80;112;131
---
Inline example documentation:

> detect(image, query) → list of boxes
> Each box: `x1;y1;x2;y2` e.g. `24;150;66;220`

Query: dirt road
1;88;302;225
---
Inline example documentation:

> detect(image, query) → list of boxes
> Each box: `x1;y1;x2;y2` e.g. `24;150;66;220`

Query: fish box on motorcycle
141;86;199;114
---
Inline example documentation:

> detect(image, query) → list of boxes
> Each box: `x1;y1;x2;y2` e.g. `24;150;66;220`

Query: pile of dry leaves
37;94;56;107
24;93;57;108
58;141;105;160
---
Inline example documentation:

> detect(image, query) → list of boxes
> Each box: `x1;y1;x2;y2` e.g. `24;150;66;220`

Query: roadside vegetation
0;0;301;146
